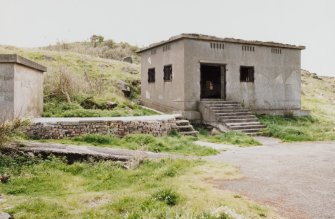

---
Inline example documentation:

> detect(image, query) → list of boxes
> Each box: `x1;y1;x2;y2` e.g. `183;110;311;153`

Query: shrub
44;67;88;103
153;188;180;206
0;119;30;147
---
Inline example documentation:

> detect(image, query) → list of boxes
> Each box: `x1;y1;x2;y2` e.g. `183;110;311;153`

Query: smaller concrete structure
0;54;47;122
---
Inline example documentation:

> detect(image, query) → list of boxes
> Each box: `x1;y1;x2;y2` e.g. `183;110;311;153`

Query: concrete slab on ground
7;141;193;162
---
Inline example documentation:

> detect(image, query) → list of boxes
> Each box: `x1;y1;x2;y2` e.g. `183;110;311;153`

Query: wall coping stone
0;54;47;72
33;114;181;124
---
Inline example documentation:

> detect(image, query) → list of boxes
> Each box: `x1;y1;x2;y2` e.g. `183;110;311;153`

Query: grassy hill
42;35;140;63
0;42;155;117
301;69;335;119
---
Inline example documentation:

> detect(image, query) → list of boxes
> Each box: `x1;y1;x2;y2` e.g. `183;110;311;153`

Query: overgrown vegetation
0;154;276;218
195;126;261;147
0;119;29;147
0;38;147;118
258;70;335;142
44;133;219;156
44;34;140;63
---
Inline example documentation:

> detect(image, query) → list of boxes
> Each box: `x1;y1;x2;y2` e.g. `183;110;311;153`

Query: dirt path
206;138;335;219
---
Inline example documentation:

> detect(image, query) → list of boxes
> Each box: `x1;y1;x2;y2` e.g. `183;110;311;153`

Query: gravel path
206;138;335;219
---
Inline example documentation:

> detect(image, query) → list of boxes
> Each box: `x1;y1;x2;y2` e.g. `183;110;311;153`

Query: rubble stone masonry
27;116;177;139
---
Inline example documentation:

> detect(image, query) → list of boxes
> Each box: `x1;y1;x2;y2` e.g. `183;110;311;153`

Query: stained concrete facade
0;54;47;122
138;34;306;120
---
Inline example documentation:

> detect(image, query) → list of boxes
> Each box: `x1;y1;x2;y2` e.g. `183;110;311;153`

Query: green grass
42;101;157;117
0;153;276;219
0;154;191;218
195;127;261;147
43;133;219;156
258;114;335;142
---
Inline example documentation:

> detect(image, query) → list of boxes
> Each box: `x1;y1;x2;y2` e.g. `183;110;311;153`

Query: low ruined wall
27;115;178;139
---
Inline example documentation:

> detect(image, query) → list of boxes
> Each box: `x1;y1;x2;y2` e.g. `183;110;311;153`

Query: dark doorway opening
200;64;226;99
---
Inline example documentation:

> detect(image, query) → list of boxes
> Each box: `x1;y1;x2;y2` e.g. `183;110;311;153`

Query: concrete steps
224;118;260;123
200;100;265;135
216;112;253;116
173;118;198;136
212;108;249;112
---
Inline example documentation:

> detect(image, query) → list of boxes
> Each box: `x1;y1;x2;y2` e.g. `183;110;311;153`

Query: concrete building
137;34;307;133
0;54;47;122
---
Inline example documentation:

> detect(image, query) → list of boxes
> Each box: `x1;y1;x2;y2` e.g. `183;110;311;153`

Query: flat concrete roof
0;54;47;72
137;33;306;53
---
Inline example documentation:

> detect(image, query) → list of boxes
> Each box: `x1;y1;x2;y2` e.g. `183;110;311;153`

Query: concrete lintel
199;60;226;65
0;54;47;72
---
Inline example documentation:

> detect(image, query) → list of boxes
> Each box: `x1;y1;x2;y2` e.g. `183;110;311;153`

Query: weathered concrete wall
0;64;15;121
139;37;303;120
140;40;185;113
0;55;46;122
14;64;44;118
27;115;177;139
184;39;302;112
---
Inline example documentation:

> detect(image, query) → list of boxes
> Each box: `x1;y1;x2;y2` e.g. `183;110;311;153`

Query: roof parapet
137;33;305;53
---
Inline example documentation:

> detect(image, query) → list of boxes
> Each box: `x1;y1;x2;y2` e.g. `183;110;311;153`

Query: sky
0;0;334;76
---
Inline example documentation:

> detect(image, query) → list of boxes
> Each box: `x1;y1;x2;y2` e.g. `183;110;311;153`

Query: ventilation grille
271;48;282;54
163;44;171;52
210;42;224;50
242;45;255;52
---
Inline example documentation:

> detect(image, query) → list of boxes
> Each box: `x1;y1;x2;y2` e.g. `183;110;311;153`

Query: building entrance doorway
200;64;226;99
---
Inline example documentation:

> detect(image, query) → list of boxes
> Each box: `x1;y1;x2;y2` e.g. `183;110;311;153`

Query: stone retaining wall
27;115;178;139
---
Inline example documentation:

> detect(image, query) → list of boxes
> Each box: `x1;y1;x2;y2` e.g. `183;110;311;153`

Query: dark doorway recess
200;64;226;99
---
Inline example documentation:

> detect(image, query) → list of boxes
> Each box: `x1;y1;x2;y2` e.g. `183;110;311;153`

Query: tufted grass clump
153;188;181;206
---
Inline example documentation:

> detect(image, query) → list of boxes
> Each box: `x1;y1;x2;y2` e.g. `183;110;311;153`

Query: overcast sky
0;0;334;76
